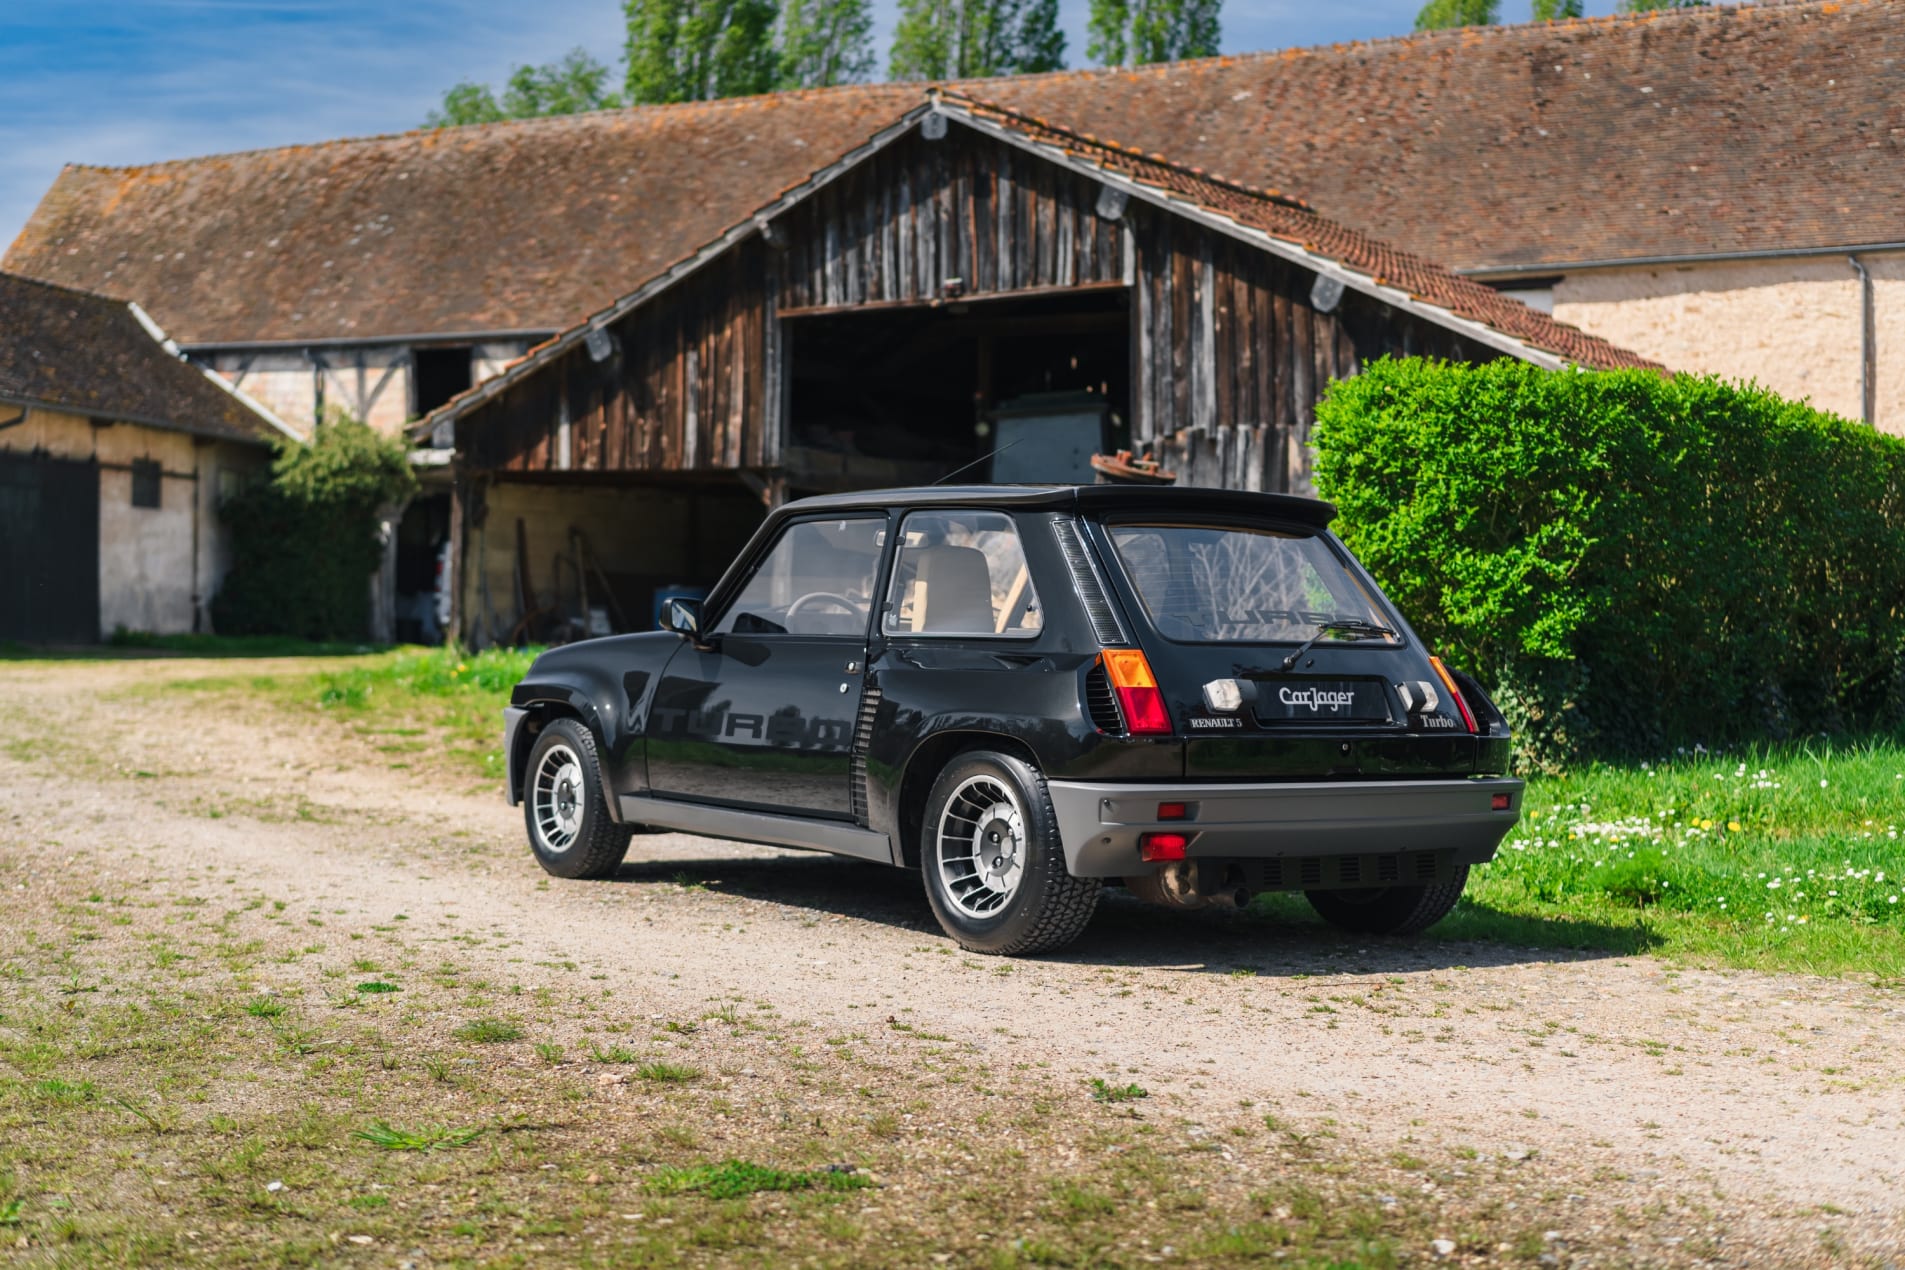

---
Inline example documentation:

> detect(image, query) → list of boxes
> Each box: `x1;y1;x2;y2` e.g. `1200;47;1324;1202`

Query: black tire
919;750;1098;956
522;717;633;880
1304;864;1470;936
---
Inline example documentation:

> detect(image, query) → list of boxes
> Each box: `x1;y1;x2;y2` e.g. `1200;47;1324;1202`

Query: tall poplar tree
888;0;1067;80
777;0;876;88
623;0;781;104
1086;0;1219;68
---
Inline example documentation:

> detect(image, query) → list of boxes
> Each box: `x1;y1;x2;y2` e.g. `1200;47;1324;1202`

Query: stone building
0;271;292;642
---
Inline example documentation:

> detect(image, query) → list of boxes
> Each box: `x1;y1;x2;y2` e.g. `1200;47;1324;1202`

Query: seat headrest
915;545;994;633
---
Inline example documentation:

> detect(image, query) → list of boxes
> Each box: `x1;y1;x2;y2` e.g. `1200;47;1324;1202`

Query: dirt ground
1;656;1901;1268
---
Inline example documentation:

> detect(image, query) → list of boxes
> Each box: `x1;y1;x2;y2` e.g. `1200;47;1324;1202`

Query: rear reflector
1491;793;1512;812
1102;649;1171;735
1139;832;1190;862
1156;801;1188;821
1429;656;1478;734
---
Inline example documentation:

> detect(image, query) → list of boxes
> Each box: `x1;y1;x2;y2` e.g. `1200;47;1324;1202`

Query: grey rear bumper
502;706;528;806
1046;777;1523;878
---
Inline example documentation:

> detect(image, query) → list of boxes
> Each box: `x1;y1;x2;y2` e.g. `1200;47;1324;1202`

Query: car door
647;514;887;819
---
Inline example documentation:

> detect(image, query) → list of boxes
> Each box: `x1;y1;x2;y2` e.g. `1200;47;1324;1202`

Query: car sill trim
618;795;894;865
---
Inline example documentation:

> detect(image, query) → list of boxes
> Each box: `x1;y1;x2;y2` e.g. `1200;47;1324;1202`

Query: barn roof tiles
421;94;1654;432
945;94;1659;371
7;0;1893;345
0;271;286;442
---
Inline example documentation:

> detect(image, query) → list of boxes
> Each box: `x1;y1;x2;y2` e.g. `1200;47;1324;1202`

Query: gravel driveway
2;656;1900;1266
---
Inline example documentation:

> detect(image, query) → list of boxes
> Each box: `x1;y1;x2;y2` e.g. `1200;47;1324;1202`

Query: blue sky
0;0;1624;253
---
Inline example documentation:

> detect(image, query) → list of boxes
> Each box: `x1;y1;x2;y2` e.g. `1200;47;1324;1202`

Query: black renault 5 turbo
503;485;1521;956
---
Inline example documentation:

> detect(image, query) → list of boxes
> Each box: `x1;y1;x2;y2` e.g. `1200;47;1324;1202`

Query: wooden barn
417;93;1650;648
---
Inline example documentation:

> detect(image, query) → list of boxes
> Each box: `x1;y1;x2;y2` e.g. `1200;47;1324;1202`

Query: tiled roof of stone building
4;87;920;346
7;1;1892;344
0;271;283;442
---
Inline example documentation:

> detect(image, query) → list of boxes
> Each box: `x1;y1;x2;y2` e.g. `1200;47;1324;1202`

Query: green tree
1618;0;1706;10
427;49;623;127
1531;0;1583;18
1086;0;1218;67
624;0;781;104
889;0;1067;80
213;414;418;642
1413;0;1498;30
776;0;875;88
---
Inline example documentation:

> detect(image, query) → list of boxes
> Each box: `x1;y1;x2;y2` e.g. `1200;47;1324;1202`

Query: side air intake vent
847;686;882;826
1052;519;1126;647
1084;661;1124;734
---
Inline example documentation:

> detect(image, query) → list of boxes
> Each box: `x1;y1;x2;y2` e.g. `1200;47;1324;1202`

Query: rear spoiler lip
1070;484;1336;529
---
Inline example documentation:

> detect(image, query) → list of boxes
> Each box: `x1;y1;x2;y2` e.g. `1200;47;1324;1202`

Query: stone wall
1553;251;1905;435
0;407;266;636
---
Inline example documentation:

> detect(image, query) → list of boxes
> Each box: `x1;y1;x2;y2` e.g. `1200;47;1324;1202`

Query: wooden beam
775;279;1127;320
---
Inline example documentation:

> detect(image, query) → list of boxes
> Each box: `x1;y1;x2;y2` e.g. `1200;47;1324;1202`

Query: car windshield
1105;522;1396;644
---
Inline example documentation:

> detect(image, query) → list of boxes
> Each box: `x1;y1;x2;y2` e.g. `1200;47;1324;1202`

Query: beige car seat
913;545;994;632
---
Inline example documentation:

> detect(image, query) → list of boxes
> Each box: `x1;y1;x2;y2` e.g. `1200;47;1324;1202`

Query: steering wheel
786;591;859;619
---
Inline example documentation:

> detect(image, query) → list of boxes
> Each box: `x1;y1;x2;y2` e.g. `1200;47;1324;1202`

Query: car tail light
1101;650;1171;735
1429;656;1477;734
1491;793;1512;811
1156;801;1187;821
1140;832;1189;862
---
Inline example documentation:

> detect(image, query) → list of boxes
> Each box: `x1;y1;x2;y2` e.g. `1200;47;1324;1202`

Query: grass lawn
1448;741;1905;979
156;645;1905;979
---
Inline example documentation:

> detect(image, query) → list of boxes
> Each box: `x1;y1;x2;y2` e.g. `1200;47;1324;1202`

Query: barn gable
427;93;1648;497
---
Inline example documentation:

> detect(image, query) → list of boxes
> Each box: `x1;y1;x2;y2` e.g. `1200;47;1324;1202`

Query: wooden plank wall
775;131;1128;310
1132;209;1495;493
458;125;1502;489
462;242;771;475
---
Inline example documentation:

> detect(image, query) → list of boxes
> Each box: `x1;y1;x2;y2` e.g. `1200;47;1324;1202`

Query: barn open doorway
781;287;1130;493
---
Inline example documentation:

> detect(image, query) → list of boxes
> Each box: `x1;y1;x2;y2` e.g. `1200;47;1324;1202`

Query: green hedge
212;415;417;642
1313;358;1905;771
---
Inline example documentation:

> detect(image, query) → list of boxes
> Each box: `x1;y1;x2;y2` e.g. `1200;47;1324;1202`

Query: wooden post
446;467;467;648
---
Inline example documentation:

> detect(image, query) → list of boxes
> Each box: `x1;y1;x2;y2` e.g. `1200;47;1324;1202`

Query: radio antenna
931;437;1025;486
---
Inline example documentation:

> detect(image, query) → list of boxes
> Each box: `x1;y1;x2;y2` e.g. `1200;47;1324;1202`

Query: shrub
1313;358;1905;771
211;414;417;641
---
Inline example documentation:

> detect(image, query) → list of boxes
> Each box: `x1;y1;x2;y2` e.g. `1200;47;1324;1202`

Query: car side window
713;517;885;638
884;511;1042;638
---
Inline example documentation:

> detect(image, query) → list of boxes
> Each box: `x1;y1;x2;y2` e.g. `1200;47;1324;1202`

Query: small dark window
413;346;474;415
131;459;162;509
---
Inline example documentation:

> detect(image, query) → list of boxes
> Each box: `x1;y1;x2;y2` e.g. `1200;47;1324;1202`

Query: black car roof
779;484;1337;528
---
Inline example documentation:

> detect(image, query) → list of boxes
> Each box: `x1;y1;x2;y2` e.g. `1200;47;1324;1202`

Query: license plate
1253;680;1391;723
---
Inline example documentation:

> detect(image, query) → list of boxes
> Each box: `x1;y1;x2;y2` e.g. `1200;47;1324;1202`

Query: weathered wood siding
461;242;772;475
775;131;1129;310
459;125;1502;490
1131;210;1496;492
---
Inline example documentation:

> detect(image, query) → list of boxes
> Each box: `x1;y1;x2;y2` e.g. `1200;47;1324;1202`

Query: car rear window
1105;523;1395;644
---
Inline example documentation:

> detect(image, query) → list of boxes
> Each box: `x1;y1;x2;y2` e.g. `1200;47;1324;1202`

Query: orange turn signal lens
1429;656;1477;734
1102;650;1171;735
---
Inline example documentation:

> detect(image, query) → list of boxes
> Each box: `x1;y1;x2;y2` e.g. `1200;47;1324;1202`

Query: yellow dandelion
1727;821;1743;833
